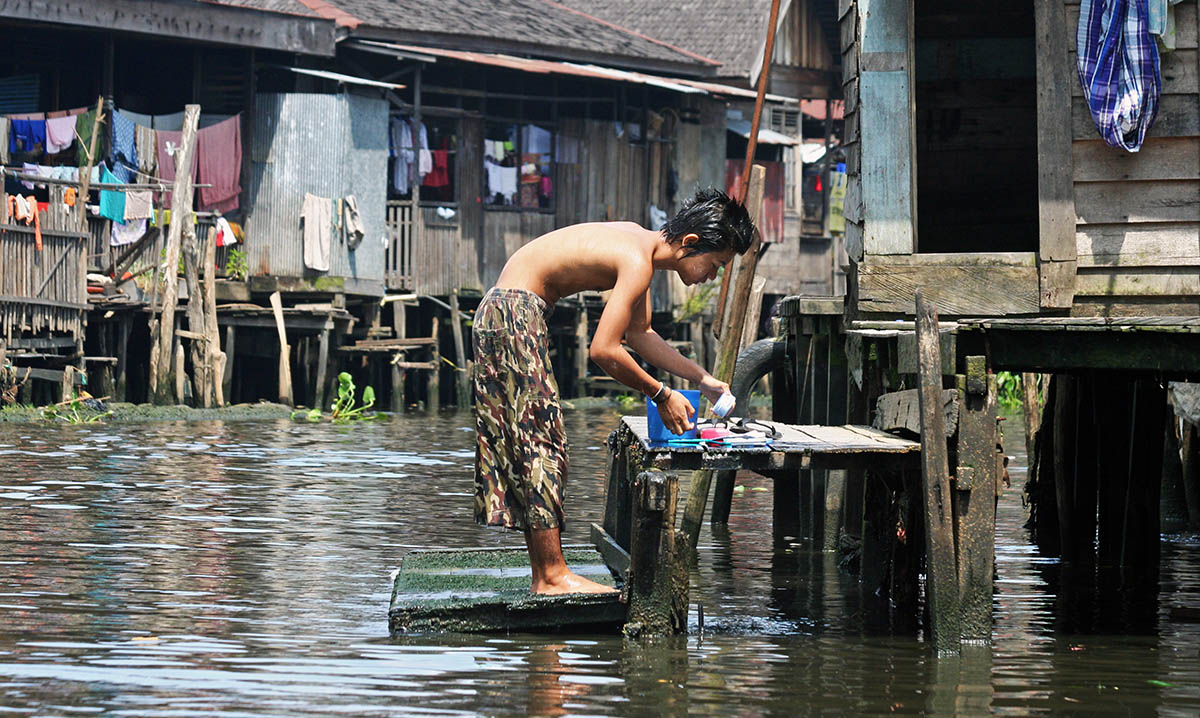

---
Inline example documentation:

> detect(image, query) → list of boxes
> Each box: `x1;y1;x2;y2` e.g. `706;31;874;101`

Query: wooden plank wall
1067;0;1200;315
0;225;87;342
839;0;865;262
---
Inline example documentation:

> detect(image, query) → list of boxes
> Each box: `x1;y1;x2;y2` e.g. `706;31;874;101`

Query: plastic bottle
712;391;736;419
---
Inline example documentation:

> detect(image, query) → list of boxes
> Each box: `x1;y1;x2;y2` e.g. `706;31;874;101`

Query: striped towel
1076;0;1161;152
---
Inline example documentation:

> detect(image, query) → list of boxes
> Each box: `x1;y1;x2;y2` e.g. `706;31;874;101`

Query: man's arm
625;310;729;404
587;260;659;397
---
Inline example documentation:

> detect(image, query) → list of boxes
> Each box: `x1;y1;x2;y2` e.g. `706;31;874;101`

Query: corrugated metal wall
245;92;388;292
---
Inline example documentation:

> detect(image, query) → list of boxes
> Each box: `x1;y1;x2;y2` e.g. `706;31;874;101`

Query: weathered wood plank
954;365;997;641
1073;137;1200;181
859;70;915;255
915;290;960;653
1074;180;1200;224
1037;0;1080;308
874;388;959;438
1039;259;1078;309
1077;222;1200;267
1075;267;1200;296
858;259;1040;316
1073;94;1200;140
625;470;688;637
1071;299;1200;317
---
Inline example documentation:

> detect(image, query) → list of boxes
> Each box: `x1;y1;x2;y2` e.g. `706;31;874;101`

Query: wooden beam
915;290;960;653
858;255;1040;316
269;291;294;407
1035;0;1077;308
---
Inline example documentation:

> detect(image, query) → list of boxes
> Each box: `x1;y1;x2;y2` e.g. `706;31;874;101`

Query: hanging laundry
63;187;76;208
196;114;241;213
389;117;413;193
153;111;185;132
98;166;126;222
214;216;238;247
9;116;45;155
45;114;77;154
75;109;106;166
343;195;365;250
110;109;138;182
8;194;41;250
301;192;332;272
117;108;153;129
123;190;152;221
414;120;432;180
0;117;8;165
1077;0;1161;151
484;158;518;203
135;123;157;177
521;125;552;157
19;162;44;190
423;150;450;188
110;218;147;247
156;129;198;205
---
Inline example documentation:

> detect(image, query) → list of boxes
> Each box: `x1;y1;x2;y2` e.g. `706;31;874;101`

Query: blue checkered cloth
1076;0;1161;152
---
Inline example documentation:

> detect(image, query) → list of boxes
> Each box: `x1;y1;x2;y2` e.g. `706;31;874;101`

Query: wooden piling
391;301;406;411
1182;421;1200;529
150;104;200;404
1052;374;1078;561
428;315;440;411
624;469;688;637
114;314;130;402
953;356;997;642
315;327;330;412
576;304;590;398
269;291;293;406
914;289;960;653
450;289;469;408
222;324;236;404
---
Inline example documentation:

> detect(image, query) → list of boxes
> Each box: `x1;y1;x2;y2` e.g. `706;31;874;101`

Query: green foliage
293;373;378;423
615;393;638;411
225;248;249;281
674;267;724;323
996;371;1023;411
43;394;112;424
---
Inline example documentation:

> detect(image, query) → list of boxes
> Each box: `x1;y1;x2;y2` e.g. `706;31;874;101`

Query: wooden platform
622;416;920;472
388;546;624;634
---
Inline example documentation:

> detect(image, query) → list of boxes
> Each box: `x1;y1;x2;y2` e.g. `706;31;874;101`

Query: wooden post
915;289;960;653
75;96;105;231
450;289;469;408
203;228;223;407
315;325;330;412
1052;374;1077;561
1182;421;1200;529
428;315;440;411
1021;373;1042;468
954;356;997;643
391;300;407;411
60;366;76;402
184;218;207;406
268;291;294;406
624;469;689;637
222;324;236;404
173;339;186;404
114;314;130;402
575;303;590;398
680;164;766;548
150;104;200;404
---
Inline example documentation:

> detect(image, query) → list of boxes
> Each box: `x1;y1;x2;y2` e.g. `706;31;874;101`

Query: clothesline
2;167;212;191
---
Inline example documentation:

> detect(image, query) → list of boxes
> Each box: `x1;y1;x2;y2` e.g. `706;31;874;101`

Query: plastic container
712;392;736;418
647;389;701;441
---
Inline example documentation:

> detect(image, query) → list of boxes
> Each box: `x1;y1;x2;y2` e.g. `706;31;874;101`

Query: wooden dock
593;416;920;637
388;546;624;634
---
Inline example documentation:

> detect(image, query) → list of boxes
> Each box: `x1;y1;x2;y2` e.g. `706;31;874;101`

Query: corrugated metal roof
726;118;798;145
269;65;406;89
346;40;797;103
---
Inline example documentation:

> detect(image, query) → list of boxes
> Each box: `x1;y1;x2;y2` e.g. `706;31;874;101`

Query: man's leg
525;526;617;594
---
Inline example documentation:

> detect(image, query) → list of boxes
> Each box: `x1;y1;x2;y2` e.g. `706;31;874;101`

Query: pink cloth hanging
196;114;242;214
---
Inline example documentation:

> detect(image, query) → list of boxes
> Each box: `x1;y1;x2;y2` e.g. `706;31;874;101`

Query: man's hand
659;389;696;435
698;375;729;405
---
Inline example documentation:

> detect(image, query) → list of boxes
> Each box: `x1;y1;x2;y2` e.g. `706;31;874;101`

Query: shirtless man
472;188;756;594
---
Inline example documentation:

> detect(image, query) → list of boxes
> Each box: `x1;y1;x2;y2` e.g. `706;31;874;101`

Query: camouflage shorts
473;287;567;531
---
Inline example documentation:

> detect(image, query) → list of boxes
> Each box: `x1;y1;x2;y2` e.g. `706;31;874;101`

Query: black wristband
650;382;666;402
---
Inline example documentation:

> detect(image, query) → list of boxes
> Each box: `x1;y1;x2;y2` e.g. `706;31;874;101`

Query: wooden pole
449;289;469;408
222;324;236;404
624;469;689;637
679;164;766;548
428;315;440;411
315;325;330;411
149;104;200;404
269;291;294;406
575;303;590;399
184;216;207;406
713;0;783;334
391;300;407;411
75;96;105;231
954;356;998;642
203;228;224;407
915;289;960;653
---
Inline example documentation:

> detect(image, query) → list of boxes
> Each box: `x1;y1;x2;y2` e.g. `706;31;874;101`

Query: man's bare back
494;221;662;306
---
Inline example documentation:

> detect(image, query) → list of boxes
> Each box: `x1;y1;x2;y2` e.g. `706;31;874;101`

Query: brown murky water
2;408;1200;716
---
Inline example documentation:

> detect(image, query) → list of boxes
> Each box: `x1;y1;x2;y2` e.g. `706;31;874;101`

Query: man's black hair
662;188;756;257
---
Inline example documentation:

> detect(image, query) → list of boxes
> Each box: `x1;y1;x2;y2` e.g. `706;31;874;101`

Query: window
770;108;802;211
389;115;458;204
483;122;554;211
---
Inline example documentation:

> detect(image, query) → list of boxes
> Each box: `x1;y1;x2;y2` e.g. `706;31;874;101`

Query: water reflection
0;409;1198;715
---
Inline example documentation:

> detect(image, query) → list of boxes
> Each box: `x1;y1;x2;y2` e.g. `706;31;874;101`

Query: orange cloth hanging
8;194;42;250
63;187;76;207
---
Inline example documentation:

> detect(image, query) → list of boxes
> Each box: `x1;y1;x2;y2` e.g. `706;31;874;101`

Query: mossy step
389;545;625;634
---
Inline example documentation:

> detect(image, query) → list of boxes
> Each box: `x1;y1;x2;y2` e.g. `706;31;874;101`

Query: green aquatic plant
996;371;1023;411
294;373;377;422
615;393;638;411
42;394;112;424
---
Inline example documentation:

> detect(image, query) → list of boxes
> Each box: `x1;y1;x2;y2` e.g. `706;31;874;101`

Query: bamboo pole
75;96;105;231
269;291;294;406
449;289;469;408
204;227;224;407
149;104;200;404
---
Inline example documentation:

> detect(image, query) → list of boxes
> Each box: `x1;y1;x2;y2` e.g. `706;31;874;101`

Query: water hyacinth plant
296;372;377;422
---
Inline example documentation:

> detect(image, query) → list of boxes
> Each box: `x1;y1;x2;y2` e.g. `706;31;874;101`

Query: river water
2;408;1199;716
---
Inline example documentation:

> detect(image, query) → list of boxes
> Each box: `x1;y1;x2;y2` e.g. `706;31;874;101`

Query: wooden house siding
1065;0;1200;316
0;225;88;342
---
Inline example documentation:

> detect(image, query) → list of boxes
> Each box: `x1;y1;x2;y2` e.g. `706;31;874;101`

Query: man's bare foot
532;571;619;595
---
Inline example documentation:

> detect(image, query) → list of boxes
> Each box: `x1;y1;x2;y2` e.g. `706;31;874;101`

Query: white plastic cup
712;392;736;418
